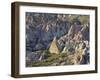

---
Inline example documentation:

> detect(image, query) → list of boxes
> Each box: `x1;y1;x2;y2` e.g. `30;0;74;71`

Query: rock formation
49;37;60;54
26;12;90;66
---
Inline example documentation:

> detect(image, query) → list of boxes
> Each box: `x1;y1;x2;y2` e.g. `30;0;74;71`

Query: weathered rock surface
26;13;90;66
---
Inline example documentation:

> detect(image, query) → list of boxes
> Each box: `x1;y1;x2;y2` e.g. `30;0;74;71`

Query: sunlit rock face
49;37;60;54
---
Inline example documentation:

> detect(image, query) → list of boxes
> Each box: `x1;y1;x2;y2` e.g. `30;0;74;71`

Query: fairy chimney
49;37;59;54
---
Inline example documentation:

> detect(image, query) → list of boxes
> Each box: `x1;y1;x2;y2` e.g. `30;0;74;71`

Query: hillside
26;12;90;67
